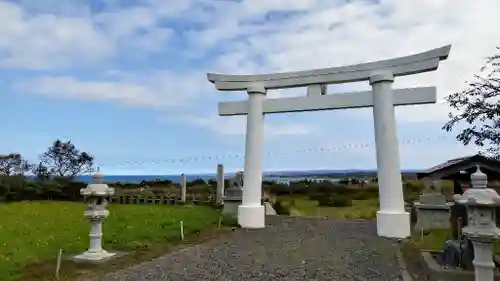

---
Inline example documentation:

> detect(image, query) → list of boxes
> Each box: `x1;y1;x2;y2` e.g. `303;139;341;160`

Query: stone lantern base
72;250;117;263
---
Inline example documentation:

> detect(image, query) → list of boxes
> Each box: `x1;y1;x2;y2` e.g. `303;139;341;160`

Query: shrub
267;183;292;196
405;180;425;193
404;192;421;203
351;187;379;200
351;192;370;200
272;199;291;215
188;184;213;195
309;192;327;201
330;186;351;195
362;185;379;194
187;178;206;187
318;195;352;207
288;182;308;194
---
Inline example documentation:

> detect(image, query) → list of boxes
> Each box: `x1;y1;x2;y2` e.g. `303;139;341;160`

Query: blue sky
1;0;499;175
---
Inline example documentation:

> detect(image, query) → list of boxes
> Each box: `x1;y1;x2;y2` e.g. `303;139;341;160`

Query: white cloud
179;115;315;137
190;0;500;123
0;2;113;69
0;1;187;69
2;0;500;125
19;71;209;108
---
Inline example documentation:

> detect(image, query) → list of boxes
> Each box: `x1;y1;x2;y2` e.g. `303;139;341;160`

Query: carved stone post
180;174;187;203
216;164;224;204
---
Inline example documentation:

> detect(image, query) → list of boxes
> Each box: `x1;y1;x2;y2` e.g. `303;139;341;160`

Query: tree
40;139;94;178
443;47;500;157
0;153;31;176
31;161;50;181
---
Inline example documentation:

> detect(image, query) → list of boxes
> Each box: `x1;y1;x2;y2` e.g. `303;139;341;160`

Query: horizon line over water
76;168;424;183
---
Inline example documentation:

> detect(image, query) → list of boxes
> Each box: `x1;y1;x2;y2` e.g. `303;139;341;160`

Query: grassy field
410;228;500;253
0;202;229;281
277;195;379;219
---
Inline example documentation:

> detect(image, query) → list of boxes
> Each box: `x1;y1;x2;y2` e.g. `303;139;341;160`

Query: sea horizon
75;168;425;183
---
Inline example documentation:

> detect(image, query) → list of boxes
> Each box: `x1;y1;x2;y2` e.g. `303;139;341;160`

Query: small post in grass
420;227;424;242
55;248;63;280
180;220;185;241
218;213;223;229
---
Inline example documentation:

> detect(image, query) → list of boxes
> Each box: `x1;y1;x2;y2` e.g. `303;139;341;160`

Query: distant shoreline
74;169;423;184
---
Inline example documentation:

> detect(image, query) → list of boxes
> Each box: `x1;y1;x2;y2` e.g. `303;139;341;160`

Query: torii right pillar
370;71;409;238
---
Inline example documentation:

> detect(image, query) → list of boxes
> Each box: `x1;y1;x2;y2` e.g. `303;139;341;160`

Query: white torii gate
207;45;451;238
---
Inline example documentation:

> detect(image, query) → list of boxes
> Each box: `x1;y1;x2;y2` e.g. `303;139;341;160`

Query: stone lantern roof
454;166;500;206
471;165;487;188
80;171;115;197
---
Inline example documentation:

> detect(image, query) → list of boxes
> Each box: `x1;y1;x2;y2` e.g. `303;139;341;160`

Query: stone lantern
453;166;500;281
73;171;116;261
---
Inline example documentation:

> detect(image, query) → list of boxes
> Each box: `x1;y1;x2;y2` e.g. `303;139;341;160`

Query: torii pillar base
376;211;411;239
238;205;265;228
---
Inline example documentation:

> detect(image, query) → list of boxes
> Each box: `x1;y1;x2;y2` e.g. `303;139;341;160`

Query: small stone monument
180;174;187;203
414;180;453;230
73;171;116;262
222;170;243;216
216;164;224;205
453;166;500;281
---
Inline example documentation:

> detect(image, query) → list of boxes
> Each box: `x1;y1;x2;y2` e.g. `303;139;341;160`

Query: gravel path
96;216;405;281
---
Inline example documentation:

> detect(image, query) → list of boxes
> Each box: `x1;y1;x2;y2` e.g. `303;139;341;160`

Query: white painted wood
207;45;451;91
307;84;327;97
370;71;410;238
238;88;266;228
218;87;436;116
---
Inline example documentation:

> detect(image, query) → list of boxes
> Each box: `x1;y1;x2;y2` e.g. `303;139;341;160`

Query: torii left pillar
238;84;266;228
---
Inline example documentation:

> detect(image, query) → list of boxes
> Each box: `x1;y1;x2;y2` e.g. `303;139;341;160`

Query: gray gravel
96;216;405;281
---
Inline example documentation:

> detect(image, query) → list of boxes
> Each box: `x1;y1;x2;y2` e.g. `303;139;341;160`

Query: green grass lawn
277;195;380;219
411;228;500;254
0;201;227;281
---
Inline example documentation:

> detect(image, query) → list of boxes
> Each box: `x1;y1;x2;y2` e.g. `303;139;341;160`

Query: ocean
74;169;423;183
75;174;306;184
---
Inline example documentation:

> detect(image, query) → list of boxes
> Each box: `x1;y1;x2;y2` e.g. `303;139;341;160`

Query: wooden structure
417;154;500;239
417;154;500;194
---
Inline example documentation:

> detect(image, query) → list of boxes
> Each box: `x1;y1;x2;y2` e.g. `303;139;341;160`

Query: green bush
361;185;379;194
318;195;353;207
272;199;291;215
329;186;351;195
405;180;425;193
350;192;370;200
308;192;327;201
404;192;421;203
352;187;379;200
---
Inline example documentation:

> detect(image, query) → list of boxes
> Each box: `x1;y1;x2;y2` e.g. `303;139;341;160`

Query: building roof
423;155;472;174
417;154;500;180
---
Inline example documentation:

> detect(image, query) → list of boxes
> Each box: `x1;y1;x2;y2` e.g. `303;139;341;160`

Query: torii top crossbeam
207;45;451;91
